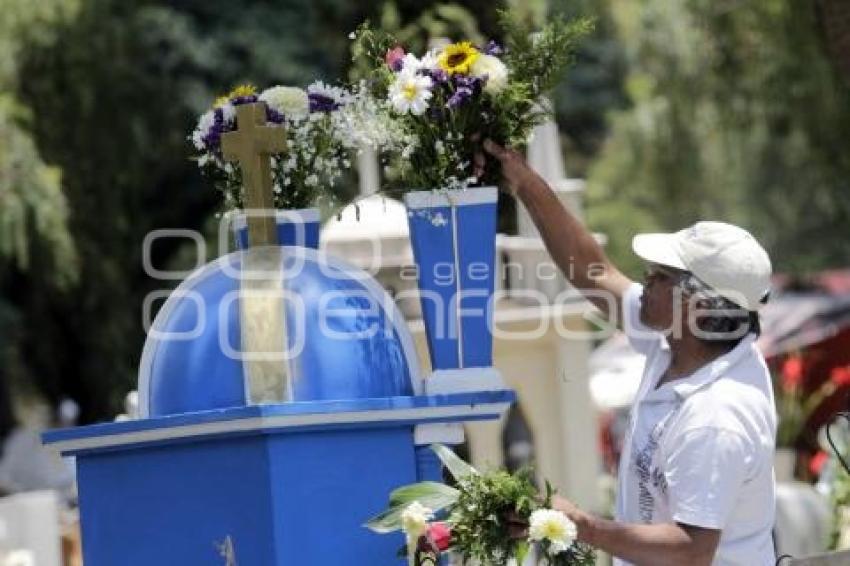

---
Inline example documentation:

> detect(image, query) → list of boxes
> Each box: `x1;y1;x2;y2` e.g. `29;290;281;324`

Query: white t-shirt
614;283;777;566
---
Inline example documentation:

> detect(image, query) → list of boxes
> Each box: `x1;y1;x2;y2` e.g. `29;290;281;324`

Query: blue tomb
44;244;514;565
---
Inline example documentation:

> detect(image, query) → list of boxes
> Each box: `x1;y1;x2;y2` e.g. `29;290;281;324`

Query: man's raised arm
480;140;633;325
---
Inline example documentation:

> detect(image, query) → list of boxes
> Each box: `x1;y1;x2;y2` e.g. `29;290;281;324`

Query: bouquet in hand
349;11;592;193
190;82;384;210
365;444;596;565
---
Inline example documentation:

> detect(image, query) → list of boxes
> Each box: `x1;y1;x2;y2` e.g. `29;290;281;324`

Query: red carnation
830;366;850;387
426;522;451;551
781;355;804;391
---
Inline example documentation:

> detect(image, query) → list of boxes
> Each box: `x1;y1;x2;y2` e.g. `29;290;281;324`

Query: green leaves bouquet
365;444;596;565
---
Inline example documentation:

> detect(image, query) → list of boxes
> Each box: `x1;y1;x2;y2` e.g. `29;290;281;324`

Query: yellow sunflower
437;41;480;75
213;84;258;108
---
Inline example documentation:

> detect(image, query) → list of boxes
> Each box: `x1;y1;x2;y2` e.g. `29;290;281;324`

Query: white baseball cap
632;221;772;311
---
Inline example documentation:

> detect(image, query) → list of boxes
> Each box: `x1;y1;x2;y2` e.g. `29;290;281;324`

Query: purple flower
452;74;483;91
446;87;473;109
266;107;286;124
428;68;449;83
445;75;483;109
202;122;225;150
231;94;258;106
484;40;504;56
308;92;341;113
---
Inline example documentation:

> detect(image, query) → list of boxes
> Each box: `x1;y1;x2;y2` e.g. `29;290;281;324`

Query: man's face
639;263;689;332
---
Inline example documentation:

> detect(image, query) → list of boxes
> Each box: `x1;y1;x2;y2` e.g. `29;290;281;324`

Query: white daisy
389;70;433;115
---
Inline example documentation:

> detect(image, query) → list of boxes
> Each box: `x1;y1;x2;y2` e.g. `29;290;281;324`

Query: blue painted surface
415;446;444;483
144;250;415;416
406;190;498;369
76;426;412;565
235;213;320;249
407;203;460;369
47;396;515;564
44;391;516;448
77;436;277;565
455;197;498;368
266;429;412;564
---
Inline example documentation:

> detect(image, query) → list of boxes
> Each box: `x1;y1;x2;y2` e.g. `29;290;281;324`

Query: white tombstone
0;491;61;566
774;482;832;559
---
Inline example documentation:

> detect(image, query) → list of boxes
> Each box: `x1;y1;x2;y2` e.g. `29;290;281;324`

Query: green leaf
515;540;529;564
365;481;460;534
364;501;411;534
389;481;459;510
430;443;478;480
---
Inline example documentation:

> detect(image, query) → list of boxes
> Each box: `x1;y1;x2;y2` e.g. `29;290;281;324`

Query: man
478;140;777;566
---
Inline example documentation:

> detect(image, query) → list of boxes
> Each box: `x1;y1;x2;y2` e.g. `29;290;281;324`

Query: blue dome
139;248;421;417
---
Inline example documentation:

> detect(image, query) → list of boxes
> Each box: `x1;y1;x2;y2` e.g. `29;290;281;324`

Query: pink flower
385;46;406;72
426;522;452;552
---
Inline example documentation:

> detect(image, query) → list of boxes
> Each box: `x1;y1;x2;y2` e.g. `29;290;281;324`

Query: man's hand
474;137;633;325
472;139;539;195
549;496;722;566
551;495;594;544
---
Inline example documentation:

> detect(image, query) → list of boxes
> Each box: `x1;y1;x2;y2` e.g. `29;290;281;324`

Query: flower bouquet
365;444;596;565
349;13;592;375
190;82;374;249
350;11;593;191
774;354;850;448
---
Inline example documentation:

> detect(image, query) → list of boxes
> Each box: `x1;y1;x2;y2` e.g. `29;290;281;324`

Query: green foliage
830;464;850;550
366;444;595;565
828;417;850;550
0;0;77;282
587;0;850;277
349;21;398;90
351;2;486;75
449;468;595;565
10;0;373;419
450;468;540;563
499;10;593;99
0;96;77;283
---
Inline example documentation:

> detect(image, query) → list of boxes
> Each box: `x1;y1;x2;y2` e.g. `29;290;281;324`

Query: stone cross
221;102;286;246
221;102;291;404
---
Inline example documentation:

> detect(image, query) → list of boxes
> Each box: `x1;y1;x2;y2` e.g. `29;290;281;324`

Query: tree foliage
587;0;850;276
11;0;374;421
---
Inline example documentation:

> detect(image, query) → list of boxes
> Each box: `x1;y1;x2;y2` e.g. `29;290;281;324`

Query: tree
586;0;850;277
0;0;80;437
14;0;381;421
